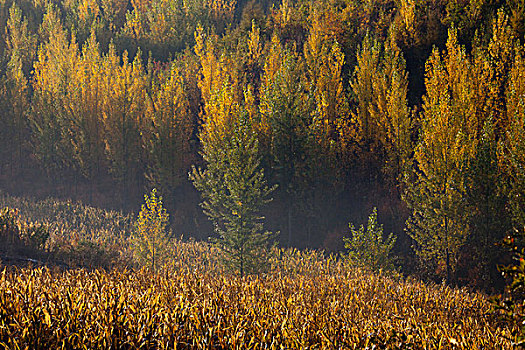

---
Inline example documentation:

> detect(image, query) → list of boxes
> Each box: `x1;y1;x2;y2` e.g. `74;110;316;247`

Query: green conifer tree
190;114;276;277
343;207;397;272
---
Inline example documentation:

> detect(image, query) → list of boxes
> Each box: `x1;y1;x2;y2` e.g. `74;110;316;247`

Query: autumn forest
0;0;525;293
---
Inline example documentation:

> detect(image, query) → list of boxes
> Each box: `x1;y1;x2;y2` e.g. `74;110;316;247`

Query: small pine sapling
343;207;397;272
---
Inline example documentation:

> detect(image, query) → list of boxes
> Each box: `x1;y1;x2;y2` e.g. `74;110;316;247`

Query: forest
0;0;525;292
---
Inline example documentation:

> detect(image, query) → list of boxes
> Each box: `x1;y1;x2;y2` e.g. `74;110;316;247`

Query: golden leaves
0;247;513;349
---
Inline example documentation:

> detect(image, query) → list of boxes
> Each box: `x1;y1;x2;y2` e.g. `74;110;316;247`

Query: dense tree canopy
0;0;524;289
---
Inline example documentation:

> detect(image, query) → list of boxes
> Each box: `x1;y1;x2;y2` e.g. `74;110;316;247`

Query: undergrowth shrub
343;207;397;272
132;189;171;272
0;207;49;255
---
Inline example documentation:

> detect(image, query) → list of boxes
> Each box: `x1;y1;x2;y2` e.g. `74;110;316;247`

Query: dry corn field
0;247;515;349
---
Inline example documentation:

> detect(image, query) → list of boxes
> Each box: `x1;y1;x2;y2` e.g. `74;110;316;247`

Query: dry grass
0;191;133;267
0;246;514;349
0;192;516;348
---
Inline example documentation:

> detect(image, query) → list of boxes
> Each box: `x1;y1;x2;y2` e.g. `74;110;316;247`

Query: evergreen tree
190;114;276;277
343;207;397;272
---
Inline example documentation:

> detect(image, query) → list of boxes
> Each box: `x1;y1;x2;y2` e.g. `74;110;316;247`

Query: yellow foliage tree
0;4;35;173
31;4;80;177
194;25;242;151
100;46;148;197
304;10;352;183
132;188;170;272
66;32;106;182
351;33;380;149
485;10;516;128
259;42;312;246
145;62;193;198
405;28;477;283
352;32;413;189
504;47;525;228
369;34;412;189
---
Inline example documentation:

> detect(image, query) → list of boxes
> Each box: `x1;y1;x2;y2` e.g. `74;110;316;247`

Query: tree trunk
288;204;292;247
446;247;451;285
152;245;156;273
445;215;451;285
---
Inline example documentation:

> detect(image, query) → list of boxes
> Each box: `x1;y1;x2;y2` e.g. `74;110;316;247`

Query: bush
132;188;171;272
343;207;397;272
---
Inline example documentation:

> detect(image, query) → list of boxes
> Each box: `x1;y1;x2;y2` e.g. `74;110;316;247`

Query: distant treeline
0;0;524;289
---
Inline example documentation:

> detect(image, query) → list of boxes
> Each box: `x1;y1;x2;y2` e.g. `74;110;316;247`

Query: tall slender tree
259;41;310;247
464;118;509;287
304;11;352;187
369;34;413;191
31;4;79;179
67;31;106;183
404;29;476;283
504;47;525;229
101;47;147;202
0;4;34;174
145;62;193;201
